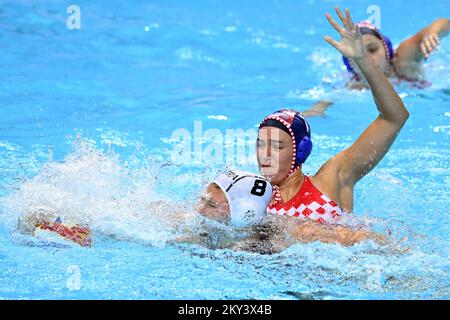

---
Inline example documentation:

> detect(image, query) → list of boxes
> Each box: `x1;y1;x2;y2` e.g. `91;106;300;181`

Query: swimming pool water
0;0;449;299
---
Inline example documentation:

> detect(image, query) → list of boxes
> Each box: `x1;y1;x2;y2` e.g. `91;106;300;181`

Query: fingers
355;25;362;38
335;6;350;30
326;6;355;34
325;12;343;34
420;42;429;59
427;34;439;49
424;38;433;53
345;8;355;31
421;34;441;59
324;35;342;51
431;34;440;46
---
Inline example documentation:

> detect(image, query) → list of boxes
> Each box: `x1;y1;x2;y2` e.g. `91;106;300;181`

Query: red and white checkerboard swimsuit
267;176;347;224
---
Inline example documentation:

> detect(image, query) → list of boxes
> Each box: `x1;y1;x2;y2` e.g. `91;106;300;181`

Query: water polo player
16;170;273;246
342;15;449;88
193;170;387;251
256;7;409;225
16;167;385;250
196;170;273;227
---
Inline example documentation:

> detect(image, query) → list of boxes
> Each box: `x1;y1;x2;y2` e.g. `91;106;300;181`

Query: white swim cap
213;170;272;227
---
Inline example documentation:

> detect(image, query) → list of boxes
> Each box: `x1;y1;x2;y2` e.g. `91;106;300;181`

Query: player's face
257;127;293;185
196;183;230;221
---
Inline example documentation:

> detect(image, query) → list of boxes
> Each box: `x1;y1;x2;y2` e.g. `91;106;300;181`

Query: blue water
1;0;449;299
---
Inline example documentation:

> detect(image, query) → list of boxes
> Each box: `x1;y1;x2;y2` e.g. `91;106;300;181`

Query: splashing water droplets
1;137;194;247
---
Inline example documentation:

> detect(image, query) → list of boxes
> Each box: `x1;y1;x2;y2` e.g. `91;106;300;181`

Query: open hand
420;33;440;59
324;6;365;61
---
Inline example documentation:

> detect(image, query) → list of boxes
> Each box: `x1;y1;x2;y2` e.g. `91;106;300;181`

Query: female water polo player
16;170;273;246
342;15;449;88
256;7;409;226
195;171;387;251
298;15;448;117
17;169;384;249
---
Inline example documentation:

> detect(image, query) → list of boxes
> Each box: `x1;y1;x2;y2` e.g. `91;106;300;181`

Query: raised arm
394;18;450;79
323;6;409;185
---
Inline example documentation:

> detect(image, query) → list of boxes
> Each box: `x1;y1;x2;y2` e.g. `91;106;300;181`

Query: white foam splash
1;137;198;247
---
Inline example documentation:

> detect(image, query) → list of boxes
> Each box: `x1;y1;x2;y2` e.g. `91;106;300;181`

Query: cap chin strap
273;185;283;204
272;166;300;204
261;112;311;205
270;118;306;205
